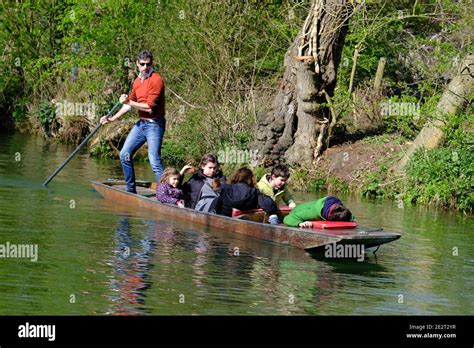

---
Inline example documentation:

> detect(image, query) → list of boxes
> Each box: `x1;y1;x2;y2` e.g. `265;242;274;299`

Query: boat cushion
310;220;358;229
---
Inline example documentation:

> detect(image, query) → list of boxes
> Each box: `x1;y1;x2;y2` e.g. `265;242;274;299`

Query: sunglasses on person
138;62;152;67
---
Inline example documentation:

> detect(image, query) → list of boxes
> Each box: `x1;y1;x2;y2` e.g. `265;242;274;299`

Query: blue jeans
120;118;166;193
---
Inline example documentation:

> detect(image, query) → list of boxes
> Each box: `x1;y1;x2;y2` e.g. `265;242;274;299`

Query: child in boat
156;166;192;207
283;196;353;227
219;167;277;217
257;163;296;209
182;154;227;213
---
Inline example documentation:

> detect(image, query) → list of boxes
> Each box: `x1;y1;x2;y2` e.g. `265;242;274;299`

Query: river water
0;132;472;315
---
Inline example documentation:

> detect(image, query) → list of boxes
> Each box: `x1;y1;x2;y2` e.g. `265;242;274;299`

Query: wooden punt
91;180;401;254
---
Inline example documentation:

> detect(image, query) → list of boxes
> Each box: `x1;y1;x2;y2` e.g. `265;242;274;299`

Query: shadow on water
309;252;388;275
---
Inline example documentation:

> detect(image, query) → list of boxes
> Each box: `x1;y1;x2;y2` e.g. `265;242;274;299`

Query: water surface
0;133;472;315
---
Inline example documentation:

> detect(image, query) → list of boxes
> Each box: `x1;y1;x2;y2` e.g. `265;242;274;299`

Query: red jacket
129;72;165;119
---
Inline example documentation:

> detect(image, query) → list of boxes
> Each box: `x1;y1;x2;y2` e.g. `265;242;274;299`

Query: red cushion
310;220;358;229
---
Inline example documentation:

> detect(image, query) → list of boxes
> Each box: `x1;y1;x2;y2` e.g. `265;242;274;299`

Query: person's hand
100;115;111;125
180;165;195;176
177;200;185;208
299;221;313;228
289;201;296;209
119;94;129;104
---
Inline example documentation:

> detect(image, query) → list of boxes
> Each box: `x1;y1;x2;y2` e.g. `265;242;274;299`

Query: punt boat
92;180;401;254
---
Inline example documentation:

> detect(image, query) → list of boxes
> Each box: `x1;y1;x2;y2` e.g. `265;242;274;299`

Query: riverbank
285;132;472;214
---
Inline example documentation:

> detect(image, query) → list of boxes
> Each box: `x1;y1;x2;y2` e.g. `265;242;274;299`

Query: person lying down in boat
283;196;353;228
156;166;193;208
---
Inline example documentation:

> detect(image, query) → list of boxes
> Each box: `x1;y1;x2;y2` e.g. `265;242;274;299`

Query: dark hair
136;50;154;63
229;167;256;187
271;164;290;179
200;153;219;168
159;167;180;184
327;204;352;221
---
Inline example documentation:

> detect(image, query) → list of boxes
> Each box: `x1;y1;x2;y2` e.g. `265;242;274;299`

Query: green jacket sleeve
283;212;304;227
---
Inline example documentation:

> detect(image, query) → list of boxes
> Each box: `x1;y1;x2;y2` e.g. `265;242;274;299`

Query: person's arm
180;165;194;176
100;95;132;124
283;212;305;227
144;74;164;113
127;100;152;113
257;192;277;215
283;188;296;208
123;83;152;113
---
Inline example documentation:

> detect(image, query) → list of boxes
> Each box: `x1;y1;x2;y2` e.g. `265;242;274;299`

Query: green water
0;132;472;315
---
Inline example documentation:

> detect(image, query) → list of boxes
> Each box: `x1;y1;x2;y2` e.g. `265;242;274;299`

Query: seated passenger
219;167;277;217
156;166;192;207
257;163;296;208
283;196;353;228
182;154;226;213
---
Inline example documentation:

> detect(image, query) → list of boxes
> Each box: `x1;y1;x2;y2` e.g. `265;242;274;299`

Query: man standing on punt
100;50;166;193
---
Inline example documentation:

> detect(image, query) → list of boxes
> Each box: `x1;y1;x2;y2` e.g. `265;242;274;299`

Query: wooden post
374;57;386;92
348;48;359;93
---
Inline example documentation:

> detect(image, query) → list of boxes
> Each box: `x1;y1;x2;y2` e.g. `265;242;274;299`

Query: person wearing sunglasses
101;50;166;193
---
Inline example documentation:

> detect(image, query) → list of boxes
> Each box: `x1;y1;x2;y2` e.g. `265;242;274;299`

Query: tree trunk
251;0;352;166
392;54;474;173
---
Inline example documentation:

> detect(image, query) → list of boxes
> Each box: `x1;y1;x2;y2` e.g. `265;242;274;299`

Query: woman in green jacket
283;196;353;228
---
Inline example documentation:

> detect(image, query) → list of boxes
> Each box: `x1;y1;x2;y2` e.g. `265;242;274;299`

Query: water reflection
106;216;155;315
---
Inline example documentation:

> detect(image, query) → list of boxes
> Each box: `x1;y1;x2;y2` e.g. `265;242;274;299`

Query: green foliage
12;107;27;122
161;139;193;168
382;94;421;138
442;109;474;148
252;166;266;182
0;0;308;140
336;0;472;140
308;177;326;193
37;101;57;135
90;140;113;158
159;109;211;166
404;146;473;212
327;177;350;195
360;170;387;199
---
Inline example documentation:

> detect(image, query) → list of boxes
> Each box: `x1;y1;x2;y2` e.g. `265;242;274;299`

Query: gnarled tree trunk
251;0;352;166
